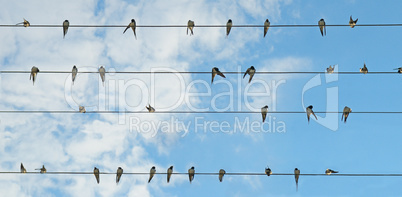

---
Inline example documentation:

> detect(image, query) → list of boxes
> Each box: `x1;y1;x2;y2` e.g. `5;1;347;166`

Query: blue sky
0;0;402;196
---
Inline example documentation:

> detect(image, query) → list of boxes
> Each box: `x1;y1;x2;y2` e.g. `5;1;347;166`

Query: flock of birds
16;16;360;38
31;62;396;123
12;16;400;192
19;163;338;190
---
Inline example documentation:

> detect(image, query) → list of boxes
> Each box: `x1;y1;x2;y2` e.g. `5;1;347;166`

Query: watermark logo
302;65;338;131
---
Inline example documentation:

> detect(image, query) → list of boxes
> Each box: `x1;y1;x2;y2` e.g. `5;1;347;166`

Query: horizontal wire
4;171;402;176
0;111;399;114
4;24;402;28
0;71;399;74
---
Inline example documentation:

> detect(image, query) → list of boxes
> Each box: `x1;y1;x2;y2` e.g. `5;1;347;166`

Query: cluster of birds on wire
15;16;360;38
27;62;402;123
19;163;338;190
9;16;390;191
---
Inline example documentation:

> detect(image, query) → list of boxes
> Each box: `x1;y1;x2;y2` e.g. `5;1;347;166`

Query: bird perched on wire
63;20;69;38
325;169;339;175
349;16;358;28
261;105;268;123
326;65;335;74
360;63;368;74
116;167;123;184
148;166;156;183
243;66;256;83
211;67;226;84
265;167;272;176
146;104;155;112
318;18;326;36
72;65;78;84
341;106;352;123
167;166;173;183
123;19;137;39
35;165;46;173
187;20;195;35
99;66;106;86
394;67;402;73
226;19;232;37
16;18;30;27
30;66;40;85
264;19;270;37
93;167;100;184
306;105;318;123
79;106;86;113
294;168;300;191
188;166;195;183
20;163;27;173
219;169;226;182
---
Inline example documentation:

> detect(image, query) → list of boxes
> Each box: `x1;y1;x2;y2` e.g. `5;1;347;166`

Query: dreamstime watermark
128;116;286;137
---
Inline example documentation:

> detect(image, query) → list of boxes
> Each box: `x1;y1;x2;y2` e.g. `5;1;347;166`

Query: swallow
72;65;78;84
30;66;40;85
394;67;402;73
360;63;368;74
341;106;352;123
188;166;195;183
187;20;195;35
63;20;69;38
261;105;268;123
306;105;318;123
167;166;173;183
318;18;326;36
265;167;272;176
99;66;106;86
226;19;232;37
148;166;156;183
264;19;270;37
146;104;155;112
94;167;100;184
349;16;358;28
116;167;123;184
325;169;339;175
79;106;86;113
35;165;46;173
16;18;30;27
211;67;226;84
217;169;225;182
294;168;300;191
243;66;256;83
326;65;335;74
123;19;137;39
20;163;26;173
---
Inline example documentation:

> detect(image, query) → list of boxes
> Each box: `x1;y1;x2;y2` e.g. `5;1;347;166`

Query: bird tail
123;27;129;34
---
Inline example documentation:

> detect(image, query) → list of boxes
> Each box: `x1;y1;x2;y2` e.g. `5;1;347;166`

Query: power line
0;111;399;114
4;23;402;28
0;71;400;74
5;171;402;176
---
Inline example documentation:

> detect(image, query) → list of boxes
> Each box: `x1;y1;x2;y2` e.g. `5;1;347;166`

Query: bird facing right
116;167;123;184
341;106;352;123
188;166;195;183
226;19;232;37
294;168;300;191
318;19;326;36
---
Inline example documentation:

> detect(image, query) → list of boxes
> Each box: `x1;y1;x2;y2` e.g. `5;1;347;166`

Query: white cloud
0;0;293;195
